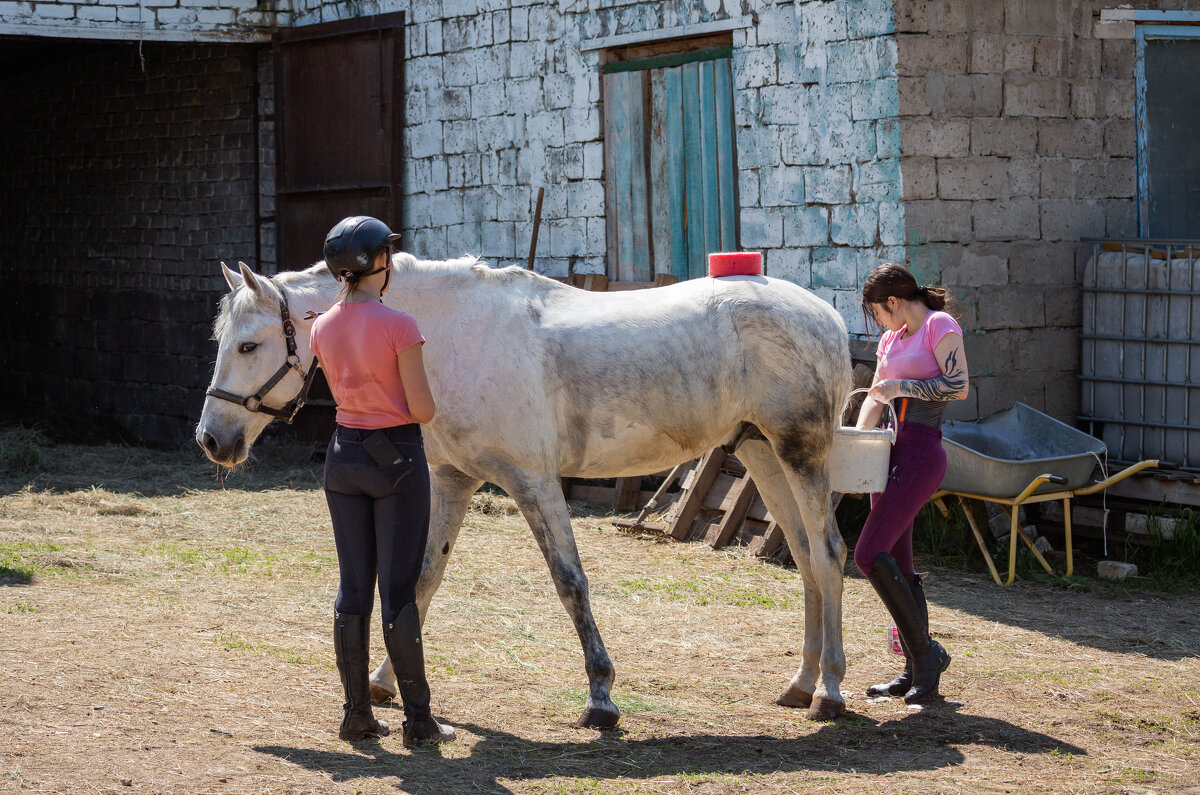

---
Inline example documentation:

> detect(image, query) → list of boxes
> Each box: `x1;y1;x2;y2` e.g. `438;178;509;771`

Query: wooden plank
667;448;726;539
602;72;620;279
611;70;637;282
665;66;689;282
698;59;720;260
708;476;759;549
613;476;642;511
627;70;652;282
701;471;739;510
751;520;786;558
648;68;672;280
681;61;705;280
714;56;737;251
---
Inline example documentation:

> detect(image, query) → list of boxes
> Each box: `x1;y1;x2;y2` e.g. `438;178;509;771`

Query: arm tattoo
898;347;968;401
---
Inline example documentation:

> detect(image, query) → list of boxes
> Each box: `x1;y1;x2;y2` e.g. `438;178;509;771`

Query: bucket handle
843;387;897;428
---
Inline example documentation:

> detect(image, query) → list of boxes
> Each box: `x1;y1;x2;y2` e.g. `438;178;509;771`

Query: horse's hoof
369;683;396;705
775;687;813;709
806;696;845;721
577;702;621;729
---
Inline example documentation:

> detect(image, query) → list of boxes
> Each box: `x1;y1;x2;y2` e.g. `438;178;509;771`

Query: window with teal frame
602;47;739;282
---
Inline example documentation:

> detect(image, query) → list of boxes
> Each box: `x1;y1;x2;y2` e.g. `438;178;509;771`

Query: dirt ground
2;437;1199;794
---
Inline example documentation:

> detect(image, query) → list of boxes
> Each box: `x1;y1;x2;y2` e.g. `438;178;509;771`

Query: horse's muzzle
198;429;246;466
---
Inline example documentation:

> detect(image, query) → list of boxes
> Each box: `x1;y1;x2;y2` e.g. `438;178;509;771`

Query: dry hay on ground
1;438;1199;794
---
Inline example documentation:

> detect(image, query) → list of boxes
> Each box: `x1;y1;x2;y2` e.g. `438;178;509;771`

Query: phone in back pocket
363;430;402;467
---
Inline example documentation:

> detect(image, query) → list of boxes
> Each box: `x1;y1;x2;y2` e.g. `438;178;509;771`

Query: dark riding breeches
323;423;430;625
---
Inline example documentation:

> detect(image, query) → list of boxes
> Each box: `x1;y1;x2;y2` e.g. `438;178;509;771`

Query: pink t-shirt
310;301;426;429
876;311;962;381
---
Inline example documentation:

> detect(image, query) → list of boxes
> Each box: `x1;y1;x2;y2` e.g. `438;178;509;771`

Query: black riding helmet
323;216;402;281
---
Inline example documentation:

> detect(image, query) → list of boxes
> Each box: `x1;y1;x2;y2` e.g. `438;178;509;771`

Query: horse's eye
238;342;258;354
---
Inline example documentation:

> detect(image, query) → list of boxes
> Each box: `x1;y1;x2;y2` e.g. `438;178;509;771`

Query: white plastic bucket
829;426;895;493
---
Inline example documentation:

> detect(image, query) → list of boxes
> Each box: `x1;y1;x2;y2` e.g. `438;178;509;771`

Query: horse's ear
237;260;264;297
220;261;243;292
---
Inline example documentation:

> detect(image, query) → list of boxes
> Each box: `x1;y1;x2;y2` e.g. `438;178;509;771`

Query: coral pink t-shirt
876;311;962;381
310;301;425;429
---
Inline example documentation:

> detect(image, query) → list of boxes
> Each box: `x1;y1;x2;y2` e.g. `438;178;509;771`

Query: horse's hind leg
504;472;619;728
736;439;827;717
370;464;483;702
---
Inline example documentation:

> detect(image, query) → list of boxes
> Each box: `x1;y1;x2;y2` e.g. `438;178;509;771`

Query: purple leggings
853;422;947;577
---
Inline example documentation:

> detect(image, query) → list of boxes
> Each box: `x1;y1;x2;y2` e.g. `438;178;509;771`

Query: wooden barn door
273;14;404;434
274;12;405;273
603;41;738;282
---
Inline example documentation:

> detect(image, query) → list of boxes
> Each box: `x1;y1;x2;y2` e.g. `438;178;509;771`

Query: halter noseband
205;287;319;424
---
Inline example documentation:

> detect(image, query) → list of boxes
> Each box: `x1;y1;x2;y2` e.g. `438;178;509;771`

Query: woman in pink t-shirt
854;263;970;705
309;216;453;747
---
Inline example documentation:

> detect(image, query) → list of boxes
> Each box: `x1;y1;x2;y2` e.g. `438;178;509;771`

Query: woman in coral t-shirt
310;216;453;747
855;263;970;705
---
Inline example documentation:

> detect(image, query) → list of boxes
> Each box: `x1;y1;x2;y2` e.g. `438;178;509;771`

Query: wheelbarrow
928;402;1158;585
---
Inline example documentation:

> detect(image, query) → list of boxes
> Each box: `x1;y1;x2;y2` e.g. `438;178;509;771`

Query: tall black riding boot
334;612;390;740
865;554;951;704
383;603;455;747
865;573;948;697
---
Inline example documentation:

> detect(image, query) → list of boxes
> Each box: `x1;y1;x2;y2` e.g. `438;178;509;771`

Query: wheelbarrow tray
940;402;1106;498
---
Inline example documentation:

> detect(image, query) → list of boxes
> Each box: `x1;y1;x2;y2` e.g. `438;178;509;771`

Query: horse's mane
212;254;557;340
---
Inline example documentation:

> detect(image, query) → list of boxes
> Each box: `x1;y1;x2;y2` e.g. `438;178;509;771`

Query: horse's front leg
370;464;483;703
505;472;619;728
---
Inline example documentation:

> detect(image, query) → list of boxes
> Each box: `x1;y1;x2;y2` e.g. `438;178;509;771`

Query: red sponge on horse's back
708;251;763;277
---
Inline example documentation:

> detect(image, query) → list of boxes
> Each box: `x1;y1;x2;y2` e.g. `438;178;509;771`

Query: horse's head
196;261;315;466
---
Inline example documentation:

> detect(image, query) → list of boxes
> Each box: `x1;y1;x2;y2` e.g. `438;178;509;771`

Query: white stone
1097;560;1138;580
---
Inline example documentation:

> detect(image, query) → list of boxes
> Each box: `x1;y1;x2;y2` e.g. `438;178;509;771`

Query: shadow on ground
255;703;1084;794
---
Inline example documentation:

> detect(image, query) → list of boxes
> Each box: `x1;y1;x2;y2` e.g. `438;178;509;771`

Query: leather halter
205;288;319;424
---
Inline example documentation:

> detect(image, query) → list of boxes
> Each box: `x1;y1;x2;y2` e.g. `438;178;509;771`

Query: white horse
196;255;852;724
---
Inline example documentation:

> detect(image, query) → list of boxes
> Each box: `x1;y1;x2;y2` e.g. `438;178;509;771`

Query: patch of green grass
1121;505;1200;592
547;687;687;716
5;601;37;613
215;633;322;666
616;577;792;609
142;543;281;576
0;540;69;584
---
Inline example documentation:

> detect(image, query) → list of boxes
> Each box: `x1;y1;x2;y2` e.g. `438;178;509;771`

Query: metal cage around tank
1079;239;1200;472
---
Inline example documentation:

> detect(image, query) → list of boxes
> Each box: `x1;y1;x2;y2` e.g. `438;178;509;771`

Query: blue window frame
1134;25;1200;237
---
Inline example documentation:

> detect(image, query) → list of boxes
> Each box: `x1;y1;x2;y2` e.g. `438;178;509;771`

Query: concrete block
1103;120;1135;157
78;5;118;21
446;154;481;188
897;33;968;77
970;33;1006;73
847;0;896;38
1013;327;1078;371
827;38;894;84
1004;76;1070;118
738;47;776;88
1004;37;1036;73
566;181;605;219
894;0;929;33
854;160;901;202
1034;36;1066;76
739;168;761;208
1040;199;1104;242
443;120;478;155
927;0;969;33
1125;513;1180;539
741;207;784;249
547;217;588;257
973;198;1040;242
949;244;1009;287
879;201;906;245
1008;242;1073;286
831;204;878;246
976;285;1045;328
409;121;445;159
803;166;851;204
1043;286;1081;327
1098;78;1135;119
876;118;902;159
583;142;603;180
1070;81;1098;117
971;117;1036;157
937;158;1008;200
1101;38;1135;79
903;200;972;243
444;52;478;87
32;2;75;18
1008;158;1040;197
782;205;831;247
762;166;806;207
1004;0;1064;37
900;156;937;200
1104;196;1136;238
901;118;970;157
812;246;862;289
1038;119;1101;158
1097;560;1137;581
764;247;812;285
940;74;1003;116
898;76;932;116
851;78;899;121
757;3;801;45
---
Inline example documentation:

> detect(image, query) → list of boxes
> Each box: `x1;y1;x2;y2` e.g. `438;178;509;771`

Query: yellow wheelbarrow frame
930;459;1158;585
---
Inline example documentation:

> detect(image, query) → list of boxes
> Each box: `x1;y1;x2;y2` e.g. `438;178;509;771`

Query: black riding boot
865;573;948;697
383;603;455;747
334;613;390;740
865;554;951;704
